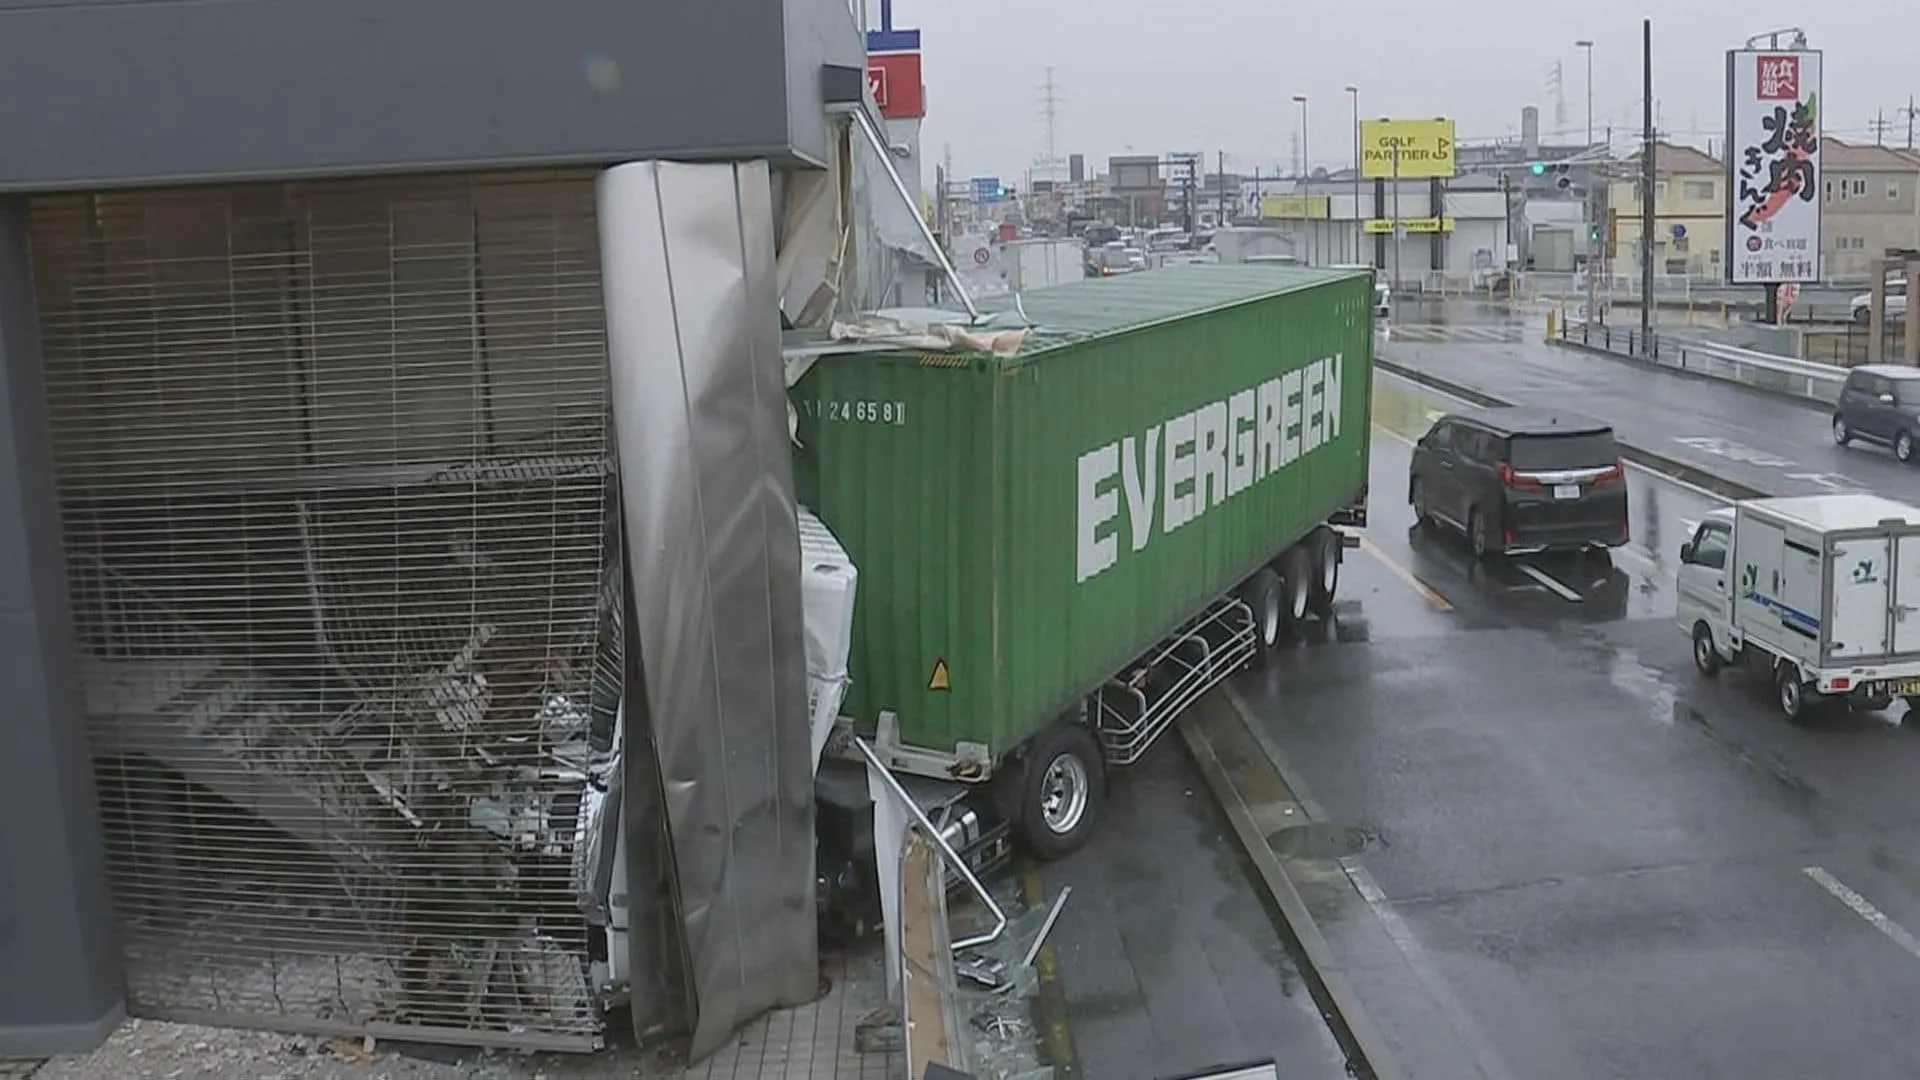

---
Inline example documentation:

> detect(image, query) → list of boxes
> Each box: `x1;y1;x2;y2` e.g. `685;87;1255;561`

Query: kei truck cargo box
793;265;1374;856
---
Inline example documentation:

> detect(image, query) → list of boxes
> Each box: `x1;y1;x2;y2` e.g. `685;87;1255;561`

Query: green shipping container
792;265;1374;770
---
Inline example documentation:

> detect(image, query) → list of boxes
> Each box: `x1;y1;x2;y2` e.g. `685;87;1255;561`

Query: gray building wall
785;0;867;167
0;0;864;191
0;197;125;1056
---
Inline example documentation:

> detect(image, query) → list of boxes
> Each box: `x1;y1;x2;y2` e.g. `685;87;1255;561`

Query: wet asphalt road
1046;320;1920;1079
1378;322;1920;503
1256;355;1920;1078
1038;739;1349;1080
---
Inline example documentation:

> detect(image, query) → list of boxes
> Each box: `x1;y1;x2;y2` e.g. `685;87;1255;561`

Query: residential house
1821;138;1920;281
1607;141;1725;278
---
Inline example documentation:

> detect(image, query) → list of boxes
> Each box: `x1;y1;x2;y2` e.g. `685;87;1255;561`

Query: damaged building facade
0;0;907;1061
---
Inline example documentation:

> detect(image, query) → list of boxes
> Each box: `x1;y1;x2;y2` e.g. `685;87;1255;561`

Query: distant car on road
1832;364;1920;463
1850;282;1907;324
1409;407;1629;558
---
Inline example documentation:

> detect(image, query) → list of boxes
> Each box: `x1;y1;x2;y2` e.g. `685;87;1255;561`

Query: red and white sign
1756;54;1800;100
1725;48;1823;285
972;248;991;267
866;51;925;120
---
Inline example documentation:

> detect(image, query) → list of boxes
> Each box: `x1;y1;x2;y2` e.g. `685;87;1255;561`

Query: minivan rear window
1508;431;1617;471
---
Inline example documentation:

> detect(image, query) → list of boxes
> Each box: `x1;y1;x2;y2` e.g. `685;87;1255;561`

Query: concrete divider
1179;696;1404;1080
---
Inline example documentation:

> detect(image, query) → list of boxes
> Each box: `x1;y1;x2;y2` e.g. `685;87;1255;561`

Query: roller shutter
30;171;622;1051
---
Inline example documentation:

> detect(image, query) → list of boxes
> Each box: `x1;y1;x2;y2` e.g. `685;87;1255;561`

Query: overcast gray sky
890;2;1918;184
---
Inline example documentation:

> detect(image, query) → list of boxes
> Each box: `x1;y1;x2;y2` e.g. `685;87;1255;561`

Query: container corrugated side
993;273;1372;756
794;269;1373;763
792;354;1000;756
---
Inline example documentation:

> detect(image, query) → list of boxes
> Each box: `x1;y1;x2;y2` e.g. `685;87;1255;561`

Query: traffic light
1553;163;1573;190
1530;162;1547;176
1589;223;1603;242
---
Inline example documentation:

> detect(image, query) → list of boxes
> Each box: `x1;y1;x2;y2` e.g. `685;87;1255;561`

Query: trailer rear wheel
1308;528;1341;617
1242;568;1285;662
1014;724;1107;860
1277;546;1312;639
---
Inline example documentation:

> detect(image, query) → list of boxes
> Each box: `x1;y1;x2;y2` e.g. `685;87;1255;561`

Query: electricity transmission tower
1548;62;1568;134
1033;68;1066;183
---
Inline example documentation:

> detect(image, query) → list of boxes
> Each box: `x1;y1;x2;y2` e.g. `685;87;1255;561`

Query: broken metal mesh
31;173;621;1050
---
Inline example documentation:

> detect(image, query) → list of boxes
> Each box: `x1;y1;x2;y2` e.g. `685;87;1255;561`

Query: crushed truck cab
1678;493;1920;721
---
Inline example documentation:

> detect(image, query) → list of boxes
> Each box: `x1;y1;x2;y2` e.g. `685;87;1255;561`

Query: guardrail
1555;318;1845;407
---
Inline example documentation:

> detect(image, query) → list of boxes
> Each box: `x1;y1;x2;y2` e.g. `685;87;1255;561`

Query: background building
1608;141;1725;278
1821;139;1920;282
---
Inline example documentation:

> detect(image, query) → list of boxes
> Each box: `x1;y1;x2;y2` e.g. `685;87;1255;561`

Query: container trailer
796;265;1374;862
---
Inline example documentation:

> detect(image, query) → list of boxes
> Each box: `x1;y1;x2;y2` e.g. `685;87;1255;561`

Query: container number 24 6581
804;399;908;426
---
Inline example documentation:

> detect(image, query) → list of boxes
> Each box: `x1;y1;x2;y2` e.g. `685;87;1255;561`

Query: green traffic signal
1530;162;1546;176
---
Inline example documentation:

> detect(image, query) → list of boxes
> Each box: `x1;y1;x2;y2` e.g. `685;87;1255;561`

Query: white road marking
1804;866;1920;962
1517;562;1584;602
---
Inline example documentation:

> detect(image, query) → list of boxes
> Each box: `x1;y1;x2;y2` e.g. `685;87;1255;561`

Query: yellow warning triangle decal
927;657;951;692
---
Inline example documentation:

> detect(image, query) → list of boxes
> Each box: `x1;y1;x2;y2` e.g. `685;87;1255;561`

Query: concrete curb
1544;333;1831;415
1177;707;1405;1080
1374;356;1766;501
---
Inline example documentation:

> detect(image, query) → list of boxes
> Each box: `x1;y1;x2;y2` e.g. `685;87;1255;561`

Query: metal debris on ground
949;882;1060;1080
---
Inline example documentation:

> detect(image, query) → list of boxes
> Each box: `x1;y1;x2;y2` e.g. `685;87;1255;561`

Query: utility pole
1499;169;1512;269
1873;108;1891;147
1904;96;1918;150
1639;18;1655;345
1218;150;1228;228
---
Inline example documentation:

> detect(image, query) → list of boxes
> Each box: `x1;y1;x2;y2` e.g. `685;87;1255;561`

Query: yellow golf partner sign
1360;118;1456;180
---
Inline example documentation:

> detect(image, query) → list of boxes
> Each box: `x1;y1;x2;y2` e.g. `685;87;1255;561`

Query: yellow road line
1355;533;1453;611
1371;420;1418;448
1020;864;1080;1076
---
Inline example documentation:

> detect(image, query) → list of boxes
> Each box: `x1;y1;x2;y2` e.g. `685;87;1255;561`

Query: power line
1871;108;1894;146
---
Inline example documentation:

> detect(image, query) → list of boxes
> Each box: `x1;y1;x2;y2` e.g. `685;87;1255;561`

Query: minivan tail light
1593;459;1626;485
1498;461;1544;491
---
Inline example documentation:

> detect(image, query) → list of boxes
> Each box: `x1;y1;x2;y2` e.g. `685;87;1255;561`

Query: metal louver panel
31;171;621;1051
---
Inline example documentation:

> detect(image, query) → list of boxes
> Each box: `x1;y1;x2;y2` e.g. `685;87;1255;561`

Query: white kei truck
1678;494;1920;722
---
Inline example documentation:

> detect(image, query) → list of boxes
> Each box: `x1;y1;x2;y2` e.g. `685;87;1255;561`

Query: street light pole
1294;93;1311;264
1577;38;1598;329
1576;40;1595;149
1346;85;1360;263
1391;141;1403;291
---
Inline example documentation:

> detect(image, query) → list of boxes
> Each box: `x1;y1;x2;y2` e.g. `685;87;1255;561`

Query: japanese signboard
1254;194;1331;220
1362;217;1455;234
1724;49;1822;284
1360;119;1456;180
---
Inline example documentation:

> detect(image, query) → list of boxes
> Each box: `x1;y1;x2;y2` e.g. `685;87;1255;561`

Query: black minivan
1832;364;1920;463
1408;407;1630;558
